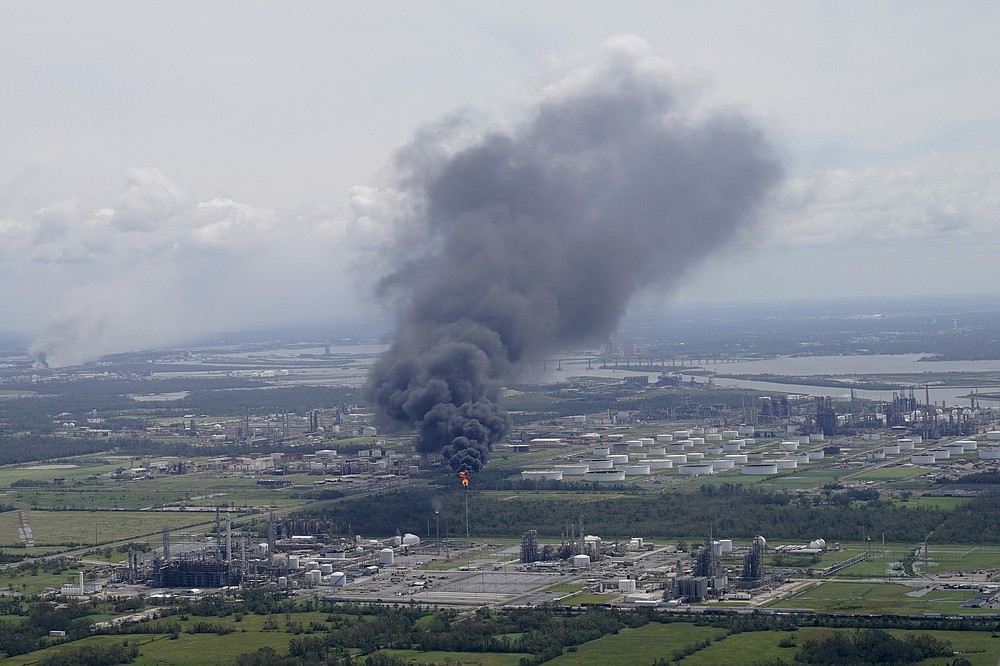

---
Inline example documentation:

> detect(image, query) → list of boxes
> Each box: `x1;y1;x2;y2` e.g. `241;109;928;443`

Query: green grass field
546;621;728;665
0;510;208;548
770;581;983;615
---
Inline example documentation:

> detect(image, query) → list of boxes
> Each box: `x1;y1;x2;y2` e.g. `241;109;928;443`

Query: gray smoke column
365;36;783;474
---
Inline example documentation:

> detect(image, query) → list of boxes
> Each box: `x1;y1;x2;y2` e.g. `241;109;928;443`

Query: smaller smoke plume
365;36;783;474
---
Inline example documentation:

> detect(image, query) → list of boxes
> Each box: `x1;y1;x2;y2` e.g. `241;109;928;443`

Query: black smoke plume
365;37;783;474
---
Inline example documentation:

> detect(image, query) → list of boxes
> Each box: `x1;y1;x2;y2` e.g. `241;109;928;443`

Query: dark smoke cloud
365;36;783;474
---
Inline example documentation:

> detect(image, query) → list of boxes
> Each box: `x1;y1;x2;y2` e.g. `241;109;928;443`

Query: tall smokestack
365;36;782;474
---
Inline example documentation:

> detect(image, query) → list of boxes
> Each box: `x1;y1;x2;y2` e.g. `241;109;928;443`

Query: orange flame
458;470;471;488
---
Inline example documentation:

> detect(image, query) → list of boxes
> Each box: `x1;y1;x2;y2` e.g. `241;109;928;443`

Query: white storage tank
979;447;1000;460
956;440;978;451
667;443;688;452
402;533;420;547
649;447;666;456
618;579;637;593
287;556;300;570
739;426;755;436
307;570;322;587
794;453;811;464
722;430;739;439
521;470;564;481
883;445;901;455
624;464;651;476
639;437;656;447
608;454;630;465
593;447;611;457
911;453;937;464
932;449;950;461
555;464;591;475
779;441;799;451
648;459;674;470
379;548;395;566
686;452;704;461
277;576;288;588
808;450;825;461
673;430;691;439
705;433;723;442
690;437;705;446
656;434;674;443
809;432;825;442
678;463;715;476
867;451;886;462
629;453;647;461
705;447;724;456
626;439;644;448
911;435;923;444
775;459;798;469
724;454;748;464
584;469;626;482
587;458;614;470
719;539;733;553
331;572;347;587
712;459;735;472
664;454;688;465
987;431;1000;441
320;563;334;575
742;463;778;475
723;442;743;452
573;554;591;568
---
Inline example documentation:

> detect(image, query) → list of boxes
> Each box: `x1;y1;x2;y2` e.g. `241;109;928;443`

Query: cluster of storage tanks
522;427;832;481
275;534;418;589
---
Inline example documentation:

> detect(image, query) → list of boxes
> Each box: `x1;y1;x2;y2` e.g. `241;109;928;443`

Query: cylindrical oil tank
705;433;723;442
592;447;611;457
794;453;811;464
379;548;395;565
979;447;1000;460
719;539;733;553
584;469;626;482
668;443;687;452
331;572;347;587
742;463;778;475
624;464;651;476
678;463;715;476
573;554;591;568
608;453;630;465
712;459;735;472
673;430;691;440
626;439;644;448
277;576;288;588
287;556;300;570
808;450;825;461
724;454;748;464
639;437;655;447
686;452;704;461
555;464;590;475
721;430;739;439
586;458;614;470
883;445;901;455
705;447;723;456
618;579;637;593
809;432;825;442
521;470;563;481
775;458;798;469
656;434;674;443
320;563;333;575
987;431;1000;441
956;440;977;451
649;447;666;456
690;437;705;446
648;459;674;470
779;441;799;451
664;454;688;465
911;453;937;464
